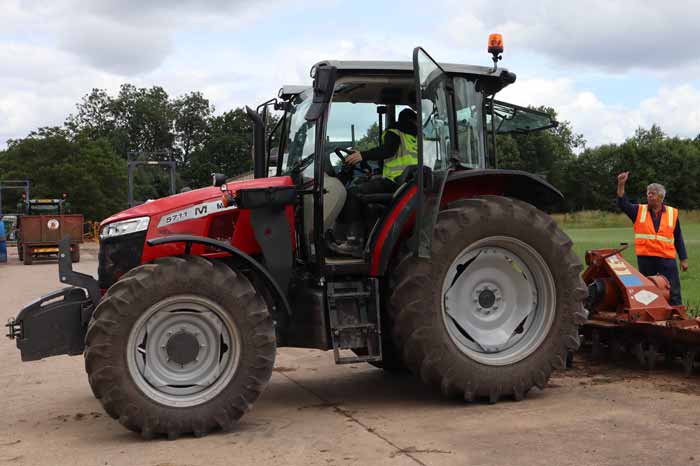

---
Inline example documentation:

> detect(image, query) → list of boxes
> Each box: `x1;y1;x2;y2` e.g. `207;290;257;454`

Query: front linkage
6;236;100;361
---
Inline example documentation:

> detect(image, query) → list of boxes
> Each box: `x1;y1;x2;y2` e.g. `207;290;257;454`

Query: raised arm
616;171;638;221
617;171;629;198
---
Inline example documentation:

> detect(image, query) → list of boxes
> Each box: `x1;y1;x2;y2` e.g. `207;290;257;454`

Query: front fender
147;235;292;318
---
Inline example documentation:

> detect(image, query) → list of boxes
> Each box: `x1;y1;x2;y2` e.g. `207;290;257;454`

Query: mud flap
7;287;93;361
237;186;296;293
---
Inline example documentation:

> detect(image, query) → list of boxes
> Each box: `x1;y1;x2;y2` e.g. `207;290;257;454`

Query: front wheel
389;196;587;402
85;256;276;439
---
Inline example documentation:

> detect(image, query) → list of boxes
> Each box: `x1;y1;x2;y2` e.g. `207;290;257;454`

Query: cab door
413;47;454;258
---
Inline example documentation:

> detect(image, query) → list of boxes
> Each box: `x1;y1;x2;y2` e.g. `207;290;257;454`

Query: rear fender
368;185;419;276
442;169;563;211
369;170;563;276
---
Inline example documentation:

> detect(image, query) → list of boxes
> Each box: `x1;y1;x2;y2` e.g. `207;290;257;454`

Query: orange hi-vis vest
634;204;678;259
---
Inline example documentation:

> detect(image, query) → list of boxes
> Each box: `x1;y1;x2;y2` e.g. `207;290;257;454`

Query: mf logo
157;199;236;228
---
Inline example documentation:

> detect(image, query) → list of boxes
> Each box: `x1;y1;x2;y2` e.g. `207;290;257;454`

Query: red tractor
7;44;587;438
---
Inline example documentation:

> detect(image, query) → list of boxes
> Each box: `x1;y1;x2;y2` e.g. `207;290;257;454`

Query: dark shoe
327;240;364;258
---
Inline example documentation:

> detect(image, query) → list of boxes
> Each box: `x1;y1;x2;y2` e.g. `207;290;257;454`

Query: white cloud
2;0;700;151
499;78;700;148
442;0;700;72
59;16;173;75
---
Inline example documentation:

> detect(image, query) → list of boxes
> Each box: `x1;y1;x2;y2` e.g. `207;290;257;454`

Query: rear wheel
17;242;23;261
389;196;587;402
22;245;32;265
85;256;276;439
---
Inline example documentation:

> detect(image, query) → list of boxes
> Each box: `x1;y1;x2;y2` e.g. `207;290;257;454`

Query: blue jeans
0;241;6;263
637;256;682;305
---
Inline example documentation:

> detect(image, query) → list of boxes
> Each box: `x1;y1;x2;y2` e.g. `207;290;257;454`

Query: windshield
29;203;60;215
281;90;316;177
454;77;485;168
486;100;557;134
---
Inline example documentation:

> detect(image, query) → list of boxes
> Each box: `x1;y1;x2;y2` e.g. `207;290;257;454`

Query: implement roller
581;244;700;374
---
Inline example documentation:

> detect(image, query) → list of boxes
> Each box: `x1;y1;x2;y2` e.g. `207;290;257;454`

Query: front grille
98;231;147;289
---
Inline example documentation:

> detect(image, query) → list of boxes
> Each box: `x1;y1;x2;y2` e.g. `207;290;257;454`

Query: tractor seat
353;165;419;206
355;192;394;204
354;166;419;226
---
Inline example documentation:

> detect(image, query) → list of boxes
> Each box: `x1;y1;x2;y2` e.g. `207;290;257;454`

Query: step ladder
327;278;382;364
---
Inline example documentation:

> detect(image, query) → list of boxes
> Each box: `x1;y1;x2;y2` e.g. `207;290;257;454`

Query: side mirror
212;173;227;187
305;64;337;121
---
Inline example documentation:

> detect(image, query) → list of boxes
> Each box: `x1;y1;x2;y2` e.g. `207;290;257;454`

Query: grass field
561;220;700;314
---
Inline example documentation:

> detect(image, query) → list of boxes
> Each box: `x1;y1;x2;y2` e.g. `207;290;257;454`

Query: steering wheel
334;147;372;174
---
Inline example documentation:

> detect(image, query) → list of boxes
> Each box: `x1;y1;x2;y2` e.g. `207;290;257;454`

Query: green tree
496;107;584;187
186;109;254;187
0;134;126;221
67;84;176;157
354;122;381;151
172;92;214;168
561;125;700;212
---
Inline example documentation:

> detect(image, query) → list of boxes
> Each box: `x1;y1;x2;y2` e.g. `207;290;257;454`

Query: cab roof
312;60;516;94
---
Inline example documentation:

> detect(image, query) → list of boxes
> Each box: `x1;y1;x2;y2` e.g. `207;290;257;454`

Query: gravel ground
2;244;700;466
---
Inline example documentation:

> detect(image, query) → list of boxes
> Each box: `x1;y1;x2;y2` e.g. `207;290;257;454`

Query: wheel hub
474;284;501;316
165;330;201;366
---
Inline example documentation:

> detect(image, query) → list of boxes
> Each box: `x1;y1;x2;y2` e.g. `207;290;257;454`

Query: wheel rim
441;236;556;366
126;294;241;407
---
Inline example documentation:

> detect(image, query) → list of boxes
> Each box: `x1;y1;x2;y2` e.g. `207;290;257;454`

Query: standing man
617;171;688;305
16;192;27;215
60;192;72;214
0;215;7;263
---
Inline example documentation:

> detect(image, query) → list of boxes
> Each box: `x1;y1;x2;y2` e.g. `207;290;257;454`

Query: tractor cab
254;49;559;277
21;198;70;215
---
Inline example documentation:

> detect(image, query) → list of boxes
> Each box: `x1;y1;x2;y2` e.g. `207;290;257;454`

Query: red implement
582;246;700;373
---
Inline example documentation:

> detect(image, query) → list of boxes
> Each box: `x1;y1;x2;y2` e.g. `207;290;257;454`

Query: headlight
100;216;150;240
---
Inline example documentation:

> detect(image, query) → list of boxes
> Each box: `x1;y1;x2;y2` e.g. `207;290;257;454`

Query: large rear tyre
22;245;32;265
85;256;276;439
389;196;587;402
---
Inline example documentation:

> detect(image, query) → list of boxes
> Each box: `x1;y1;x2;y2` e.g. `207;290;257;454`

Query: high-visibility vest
381;128;418;181
634;204;677;259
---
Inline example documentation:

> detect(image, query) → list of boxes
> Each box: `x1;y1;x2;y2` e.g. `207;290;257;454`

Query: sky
1;0;700;150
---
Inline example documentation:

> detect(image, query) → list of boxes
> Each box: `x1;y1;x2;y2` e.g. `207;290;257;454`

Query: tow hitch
6;236;100;361
5;318;22;340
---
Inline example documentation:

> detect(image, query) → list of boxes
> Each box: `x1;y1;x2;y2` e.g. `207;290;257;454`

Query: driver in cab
329;108;418;257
